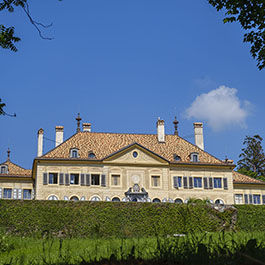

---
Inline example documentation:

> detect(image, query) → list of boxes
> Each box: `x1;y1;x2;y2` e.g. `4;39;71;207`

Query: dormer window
0;165;8;174
70;148;79;158
88;152;96;159
174;154;181;161
191;152;199;162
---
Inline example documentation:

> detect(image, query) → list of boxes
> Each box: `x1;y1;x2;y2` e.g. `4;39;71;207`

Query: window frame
213;177;222;189
48;195;58;200
234;194;243;204
70;148;79;158
70;173;79;185
193;177;202;188
23;189;32;200
91;173;100;186
190;152;199;162
0;165;8;174
151;175;161;188
48;172;58;185
111;174;121;187
3;188;12;199
253;194;261;205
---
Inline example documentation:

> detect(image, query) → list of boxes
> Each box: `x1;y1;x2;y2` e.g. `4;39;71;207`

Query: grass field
0;231;265;265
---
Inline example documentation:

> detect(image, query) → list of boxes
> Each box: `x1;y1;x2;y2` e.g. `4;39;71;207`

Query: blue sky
1;0;264;169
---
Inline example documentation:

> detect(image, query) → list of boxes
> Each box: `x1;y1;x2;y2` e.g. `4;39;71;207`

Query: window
174;198;183;204
253;194;261;205
0;165;8;174
70;148;79;158
91;196;100;201
194;177;202;188
214;178;222;188
234;194;243;204
48;195;58;200
152;198;161;203
191;153;199;162
112;197;120;202
151;176;160;187
133;151;138;158
70;174;79;185
215;199;224;205
3;188;12;199
174;155;181;161
88;152;96;158
70;196;79;201
111;174;120;186
23;189;31;200
49;173;58;184
91;174;100;185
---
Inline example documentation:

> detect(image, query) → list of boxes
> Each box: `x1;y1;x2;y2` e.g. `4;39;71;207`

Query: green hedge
235;205;265;231
0;200;236;238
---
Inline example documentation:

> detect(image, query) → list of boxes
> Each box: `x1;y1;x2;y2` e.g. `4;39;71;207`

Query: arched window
0;165;8;174
70;148;79;158
91;196;100;201
48;195;58;200
88;152;96;159
112;197;120;202
215;199;224;205
152;198;161;203
174;198;183;204
70;196;79;201
190;152;199;162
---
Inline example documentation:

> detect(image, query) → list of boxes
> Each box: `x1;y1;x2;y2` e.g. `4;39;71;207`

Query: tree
208;0;265;70
237;135;265;179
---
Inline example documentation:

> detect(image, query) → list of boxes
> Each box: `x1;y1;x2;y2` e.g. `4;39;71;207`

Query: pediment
103;143;168;165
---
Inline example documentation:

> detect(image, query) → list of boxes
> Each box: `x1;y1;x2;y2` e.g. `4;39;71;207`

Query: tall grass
0;232;265;264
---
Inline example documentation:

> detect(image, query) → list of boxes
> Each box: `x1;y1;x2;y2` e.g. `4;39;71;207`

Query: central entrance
125;184;149;202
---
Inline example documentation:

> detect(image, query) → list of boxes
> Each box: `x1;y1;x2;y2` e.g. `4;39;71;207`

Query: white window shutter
13;188;17;199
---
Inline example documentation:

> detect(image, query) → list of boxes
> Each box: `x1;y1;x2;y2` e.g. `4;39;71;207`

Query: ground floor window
70;196;79;201
91;196;100;201
152;198;161;203
234;194;243;204
112;197;120;202
23;189;31;199
174;198;183;204
215;199;224;205
48;195;58;200
253;194;261;205
3;188;12;199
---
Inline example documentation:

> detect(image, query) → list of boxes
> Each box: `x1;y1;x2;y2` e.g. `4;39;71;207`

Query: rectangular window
244;194;248;204
183;177;188;189
111;175;120;186
91;174;100;185
177;176;182;188
194;177;202;188
253;194;261;205
234;194;243;204
3;188;12;199
23;189;31;200
249;194;253;204
151;176;160;187
49;173;58;184
214;178;222;188
70;174;79;185
263;195;265;205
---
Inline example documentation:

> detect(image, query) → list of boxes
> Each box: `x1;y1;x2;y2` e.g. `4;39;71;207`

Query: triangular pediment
103;143;169;165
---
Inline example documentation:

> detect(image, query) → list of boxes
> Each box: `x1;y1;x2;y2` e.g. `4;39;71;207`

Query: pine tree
237;135;265;178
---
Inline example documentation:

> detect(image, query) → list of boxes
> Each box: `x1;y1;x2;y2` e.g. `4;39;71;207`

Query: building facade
1;116;265;204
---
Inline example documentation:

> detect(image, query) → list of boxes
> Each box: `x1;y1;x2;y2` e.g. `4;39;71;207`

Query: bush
0;200;236;238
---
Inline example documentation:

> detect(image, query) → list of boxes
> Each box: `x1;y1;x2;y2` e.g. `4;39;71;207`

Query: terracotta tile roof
42;132;227;165
232;171;265;185
0;160;31;177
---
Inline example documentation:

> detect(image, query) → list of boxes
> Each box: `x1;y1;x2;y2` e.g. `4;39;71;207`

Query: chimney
194;122;204;150
82;123;91;132
156;118;165;142
55;126;64;147
37;128;44;157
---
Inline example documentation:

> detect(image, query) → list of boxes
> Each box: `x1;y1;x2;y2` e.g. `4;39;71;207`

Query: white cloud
185;86;250;131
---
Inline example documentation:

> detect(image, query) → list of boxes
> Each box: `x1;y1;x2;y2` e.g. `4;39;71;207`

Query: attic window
174;155;181;161
133;151;138;158
191;152;199;162
0;165;8;174
70;148;79;158
88;152;96;159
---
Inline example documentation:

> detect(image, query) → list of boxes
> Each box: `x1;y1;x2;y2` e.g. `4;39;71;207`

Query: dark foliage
208;0;265;70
